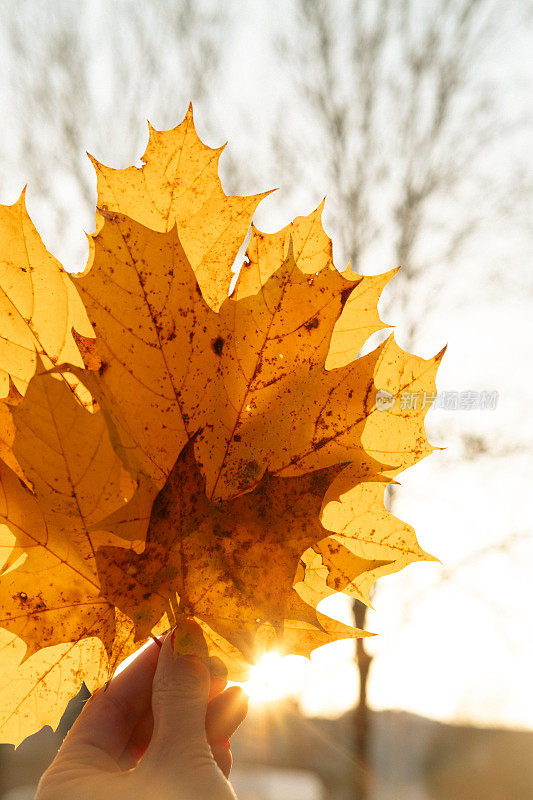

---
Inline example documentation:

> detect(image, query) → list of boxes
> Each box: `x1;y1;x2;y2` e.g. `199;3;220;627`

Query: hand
35;626;247;800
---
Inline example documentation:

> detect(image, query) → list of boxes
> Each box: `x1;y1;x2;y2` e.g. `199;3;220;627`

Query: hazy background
0;1;531;798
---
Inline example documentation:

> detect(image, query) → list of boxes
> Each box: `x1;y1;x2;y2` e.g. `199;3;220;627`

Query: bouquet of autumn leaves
0;108;442;745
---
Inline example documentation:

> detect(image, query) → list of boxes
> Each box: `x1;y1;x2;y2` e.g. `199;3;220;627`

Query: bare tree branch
277;1;532;795
0;0;231;266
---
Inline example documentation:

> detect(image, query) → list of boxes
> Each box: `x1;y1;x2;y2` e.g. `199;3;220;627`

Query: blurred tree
279;0;531;796
0;0;231;268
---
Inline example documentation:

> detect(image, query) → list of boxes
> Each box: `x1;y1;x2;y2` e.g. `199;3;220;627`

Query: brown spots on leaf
72;329;102;372
340;286;353;306
96;205;117;221
243;460;260;479
304;316;319;331
212;336;225;356
162;321;177;343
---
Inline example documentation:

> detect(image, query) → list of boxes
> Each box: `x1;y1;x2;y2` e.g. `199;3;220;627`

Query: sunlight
115;641;310;708
113;640;150;676
243;652;308;704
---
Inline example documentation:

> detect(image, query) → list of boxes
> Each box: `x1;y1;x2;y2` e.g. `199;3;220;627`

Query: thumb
146;629;212;770
140;628;235;799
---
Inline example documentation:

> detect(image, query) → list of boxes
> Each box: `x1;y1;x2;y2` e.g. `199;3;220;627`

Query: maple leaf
0;191;93;397
96;437;375;662
297;478;437;610
71;204;441;673
0;106;444;742
89;105;270;311
0;630;110;747
71;216;220;486
71;212;404;499
233;201;398;370
0;381;25;482
0;191;95;510
0;368;140;741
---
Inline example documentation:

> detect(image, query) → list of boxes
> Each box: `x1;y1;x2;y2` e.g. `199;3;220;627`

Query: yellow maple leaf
0;368;139;660
89;104;270;311
95;437;371;665
233;202;396;369
0;630;108;747
0;368;142;743
73;213;425;501
0;108;443;742
0;191;95;533
0;607;136;747
72;207;441;675
0;191;93;397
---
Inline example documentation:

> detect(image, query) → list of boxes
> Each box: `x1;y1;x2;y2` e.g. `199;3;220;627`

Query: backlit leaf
0;191;93;396
89;105;270;311
0;109;443;742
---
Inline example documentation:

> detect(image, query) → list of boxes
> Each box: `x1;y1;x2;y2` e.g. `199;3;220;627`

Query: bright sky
0;0;532;729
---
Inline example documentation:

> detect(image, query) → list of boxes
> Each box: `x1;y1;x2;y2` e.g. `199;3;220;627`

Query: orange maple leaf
0;107;443;743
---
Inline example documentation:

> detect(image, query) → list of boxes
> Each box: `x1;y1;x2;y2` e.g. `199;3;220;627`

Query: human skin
35;625;247;800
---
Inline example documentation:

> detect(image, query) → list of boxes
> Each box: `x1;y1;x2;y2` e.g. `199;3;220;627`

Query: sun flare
242;652;308;704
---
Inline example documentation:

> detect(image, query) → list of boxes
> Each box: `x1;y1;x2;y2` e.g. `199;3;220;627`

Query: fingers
116;618;242;771
119;681;246;770
59;637;161;767
211;741;232;779
209;673;228;701
58;617;248;792
206;686;248;743
207;686;247;777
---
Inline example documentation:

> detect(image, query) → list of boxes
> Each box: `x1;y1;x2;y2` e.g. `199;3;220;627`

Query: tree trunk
353;599;373;799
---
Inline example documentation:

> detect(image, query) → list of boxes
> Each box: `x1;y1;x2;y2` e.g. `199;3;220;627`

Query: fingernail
130;742;146;762
209;655;228;680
